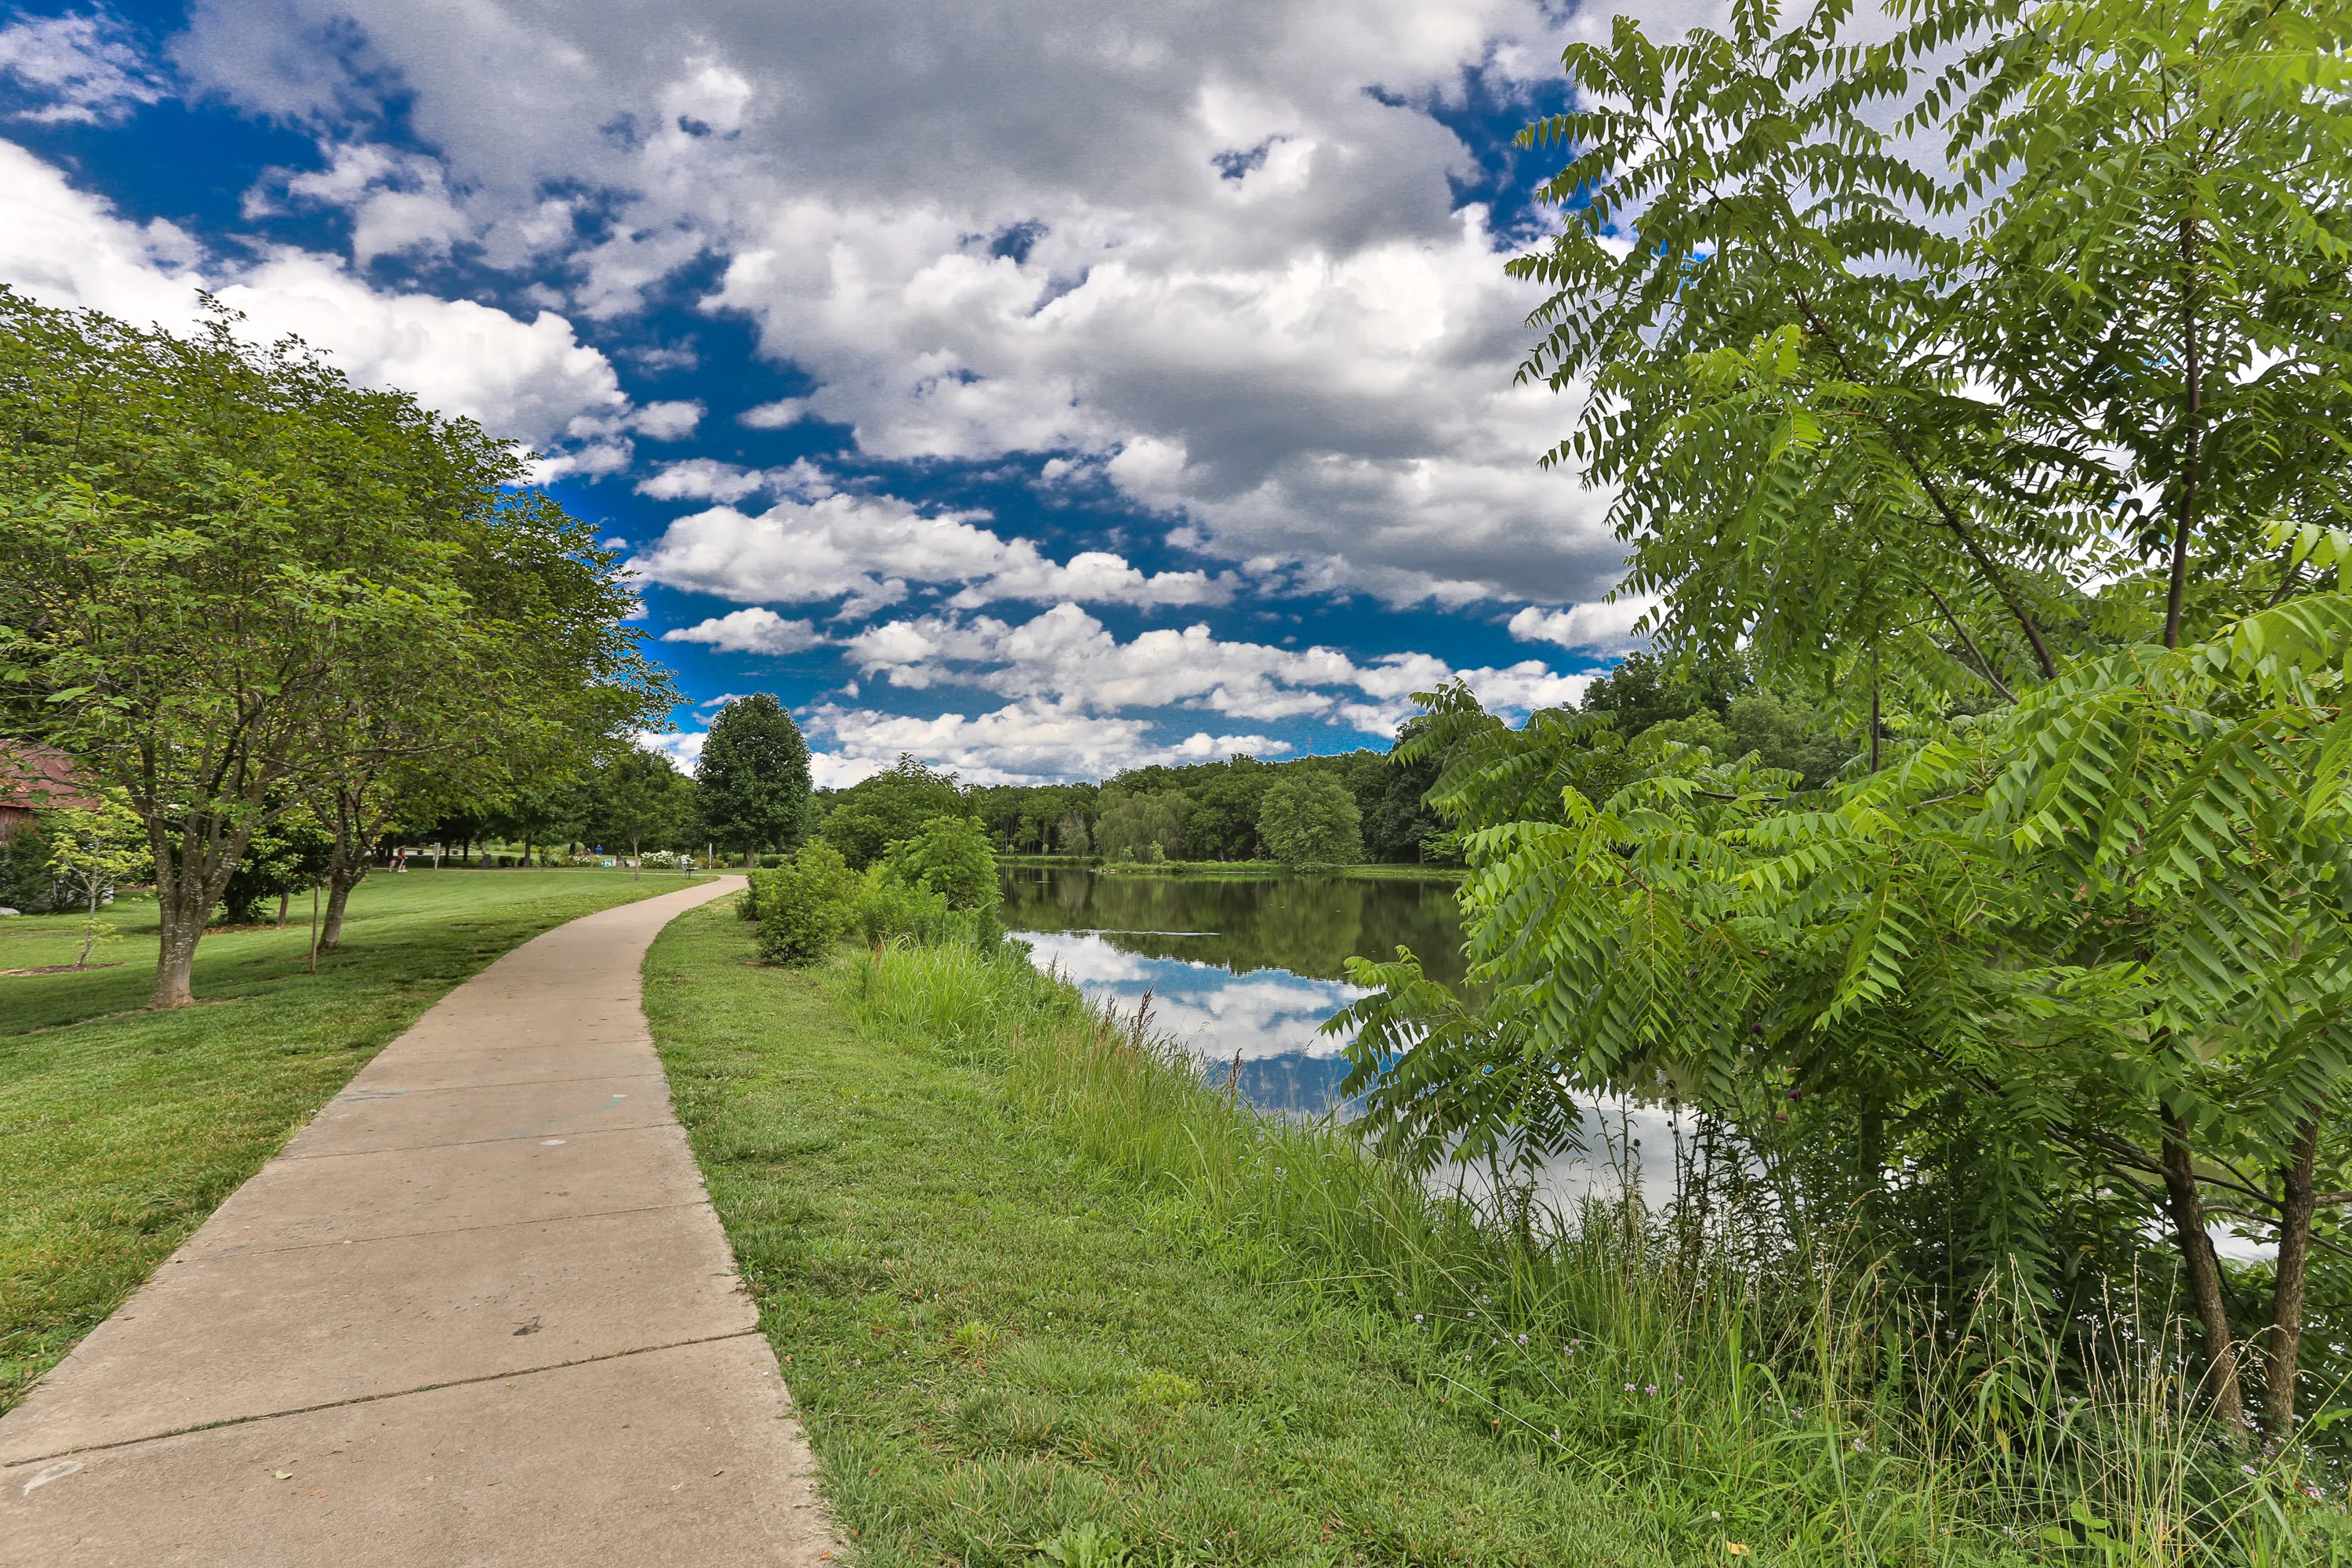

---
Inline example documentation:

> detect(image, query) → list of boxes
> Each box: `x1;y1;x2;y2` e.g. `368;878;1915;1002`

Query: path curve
0;875;837;1567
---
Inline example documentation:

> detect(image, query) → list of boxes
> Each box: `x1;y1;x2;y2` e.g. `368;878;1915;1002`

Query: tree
41;792;148;968
1342;0;2352;1438
822;756;963;869
0;292;488;1007
1258;775;1363;867
305;477;662;949
588;747;693;877
695;694;813;865
1094;792;1186;862
218;808;334;926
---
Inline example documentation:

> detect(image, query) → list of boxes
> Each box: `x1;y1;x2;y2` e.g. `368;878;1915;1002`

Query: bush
881;815;1001;910
758;852;786;869
753;842;860;966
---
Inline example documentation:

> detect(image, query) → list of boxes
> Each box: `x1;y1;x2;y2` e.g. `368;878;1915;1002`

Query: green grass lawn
644;903;1657;1568
0;867;710;1411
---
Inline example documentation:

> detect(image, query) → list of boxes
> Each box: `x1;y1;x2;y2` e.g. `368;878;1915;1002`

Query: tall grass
843;935;2352;1564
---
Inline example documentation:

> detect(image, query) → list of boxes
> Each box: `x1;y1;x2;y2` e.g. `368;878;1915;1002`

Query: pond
1000;866;1693;1202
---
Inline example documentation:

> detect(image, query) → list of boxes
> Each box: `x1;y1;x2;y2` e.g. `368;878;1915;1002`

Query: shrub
881;815;1001;910
753;842;859;966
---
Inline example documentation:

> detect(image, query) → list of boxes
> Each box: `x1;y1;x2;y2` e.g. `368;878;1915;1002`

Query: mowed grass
644;902;1659;1568
0;867;709;1410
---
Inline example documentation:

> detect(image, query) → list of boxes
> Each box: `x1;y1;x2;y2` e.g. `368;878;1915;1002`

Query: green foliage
1093;791;1186;862
657;913;2312;1564
883;815;1002;913
1341;0;2352;1445
585;747;694;867
216;808;333;926
822;755;962;869
0;820;55;914
695;694;812;858
754;843;860;967
850;869;960;949
1257;773;1364;867
0;289;664;1003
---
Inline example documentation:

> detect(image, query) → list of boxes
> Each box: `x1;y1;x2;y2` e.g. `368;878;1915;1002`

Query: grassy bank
0;868;708;1410
644;904;1653;1567
653;912;2335;1566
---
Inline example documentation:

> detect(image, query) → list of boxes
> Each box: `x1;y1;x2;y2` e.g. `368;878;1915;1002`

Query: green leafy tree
41;791;148;967
1094;792;1186;862
822;756;963;869
0;293;661;1003
883;815;1003;911
588;747;693;878
217;808;335;926
1343;0;2352;1441
696;694;813;865
1258;775;1364;867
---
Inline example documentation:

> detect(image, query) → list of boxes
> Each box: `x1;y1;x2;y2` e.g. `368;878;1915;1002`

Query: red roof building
0;745;99;843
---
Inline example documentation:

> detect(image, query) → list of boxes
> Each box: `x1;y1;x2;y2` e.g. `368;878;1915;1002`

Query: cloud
660;607;823;655
168;0;1639;604
0;11;169;125
630;399;704;440
625;489;1232;613
638;729;708;771
1508;594;1659;655
738;397;810;428
800;699;1290;786
0;140;713;464
843;604;1593;735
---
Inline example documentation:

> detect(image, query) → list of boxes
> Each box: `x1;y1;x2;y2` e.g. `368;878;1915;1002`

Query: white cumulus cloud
626;490;1232;615
660;607;823;655
1508;595;1660;655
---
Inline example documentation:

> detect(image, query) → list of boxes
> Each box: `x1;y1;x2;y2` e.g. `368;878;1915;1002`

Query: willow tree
1340;0;2352;1436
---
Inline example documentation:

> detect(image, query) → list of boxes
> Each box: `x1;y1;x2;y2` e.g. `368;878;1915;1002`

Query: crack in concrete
0;1330;768;1469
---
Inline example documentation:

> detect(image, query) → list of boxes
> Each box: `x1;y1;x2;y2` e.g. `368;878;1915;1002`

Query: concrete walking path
0;876;837;1566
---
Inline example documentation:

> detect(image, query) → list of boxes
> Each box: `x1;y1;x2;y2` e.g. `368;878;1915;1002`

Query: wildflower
1552;1430;1562;1442
1674;1373;1683;1382
1516;1334;1529;1345
1624;1383;1636;1392
1414;1314;1424;1323
1646;1384;1659;1396
1710;1512;1721;1522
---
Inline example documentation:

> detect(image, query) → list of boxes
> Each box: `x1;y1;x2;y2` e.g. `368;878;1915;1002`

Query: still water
1000;866;1690;1200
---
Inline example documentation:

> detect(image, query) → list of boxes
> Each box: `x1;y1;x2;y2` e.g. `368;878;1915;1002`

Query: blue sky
0;0;1690;785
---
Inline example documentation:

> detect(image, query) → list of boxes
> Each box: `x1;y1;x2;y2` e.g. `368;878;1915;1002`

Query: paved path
0;876;837;1566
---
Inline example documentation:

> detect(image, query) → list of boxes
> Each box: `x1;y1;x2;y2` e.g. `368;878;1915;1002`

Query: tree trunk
319;865;365;953
2161;1108;2245;1432
150;897;204;1008
2265;1110;2324;1439
277;890;290;927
